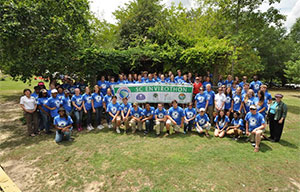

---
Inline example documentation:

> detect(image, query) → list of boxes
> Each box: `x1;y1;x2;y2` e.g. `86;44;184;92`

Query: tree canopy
0;0;299;85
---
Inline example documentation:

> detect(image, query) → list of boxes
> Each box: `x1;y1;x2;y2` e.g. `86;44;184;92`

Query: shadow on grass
278;139;298;149
286;104;300;115
0;94;22;103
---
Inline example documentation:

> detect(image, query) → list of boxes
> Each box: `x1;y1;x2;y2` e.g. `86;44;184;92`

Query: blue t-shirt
104;94;112;108
168;106;184;125
225;80;233;88
53;115;73;128
184;108;196;123
46;96;61;117
214;115;230;129
250;80;262;93
146;79;156;83
167;79;177;83
245;112;265;132
135;80;144;84
243;96;255;113
92;92;104;108
175;76;183;82
224;95;232;110
61;96;72;113
57;93;65;101
155;108;167;119
68;86;77;95
130;107;144;118
265;91;272;101
37;97;49;113
231;118;245;131
217;80;224;87
204;90;215;106
121;103;132;116
143;107;155;119
195;114;210;126
31;92;39;101
82;93;92;111
97;80;110;95
202;81;212;90
254;98;268;117
195;93;207;109
106;102;121;119
232;94;242;112
71;94;83;109
239;81;245;89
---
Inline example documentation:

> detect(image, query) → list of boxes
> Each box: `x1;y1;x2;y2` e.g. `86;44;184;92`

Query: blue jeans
39;111;50;132
74;110;83;124
145;119;153;133
95;107;103;126
184;121;193;132
55;130;72;143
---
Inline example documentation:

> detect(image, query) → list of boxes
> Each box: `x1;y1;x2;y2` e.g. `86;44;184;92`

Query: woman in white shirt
214;87;226;112
20;89;38;136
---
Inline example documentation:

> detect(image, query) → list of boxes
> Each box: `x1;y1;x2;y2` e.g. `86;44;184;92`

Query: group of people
19;70;288;152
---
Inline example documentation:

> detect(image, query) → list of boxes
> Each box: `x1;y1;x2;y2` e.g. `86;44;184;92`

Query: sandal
254;147;259;152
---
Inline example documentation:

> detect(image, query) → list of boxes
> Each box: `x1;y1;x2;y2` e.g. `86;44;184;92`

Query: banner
112;83;193;103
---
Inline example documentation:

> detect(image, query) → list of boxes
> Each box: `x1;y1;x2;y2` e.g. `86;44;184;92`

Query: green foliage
0;0;91;82
284;60;300;84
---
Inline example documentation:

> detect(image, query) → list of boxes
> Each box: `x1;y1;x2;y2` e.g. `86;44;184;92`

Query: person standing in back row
20;89;38;137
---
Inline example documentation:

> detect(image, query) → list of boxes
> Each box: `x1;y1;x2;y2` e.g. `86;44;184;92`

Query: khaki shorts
249;129;266;142
226;128;243;135
155;120;165;134
166;119;180;132
196;122;211;133
112;116;121;127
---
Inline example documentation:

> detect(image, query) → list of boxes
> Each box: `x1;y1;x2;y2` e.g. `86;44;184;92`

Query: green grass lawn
0;78;299;192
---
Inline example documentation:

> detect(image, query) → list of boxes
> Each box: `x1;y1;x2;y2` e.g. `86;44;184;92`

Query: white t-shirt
215;93;226;110
20;95;37;110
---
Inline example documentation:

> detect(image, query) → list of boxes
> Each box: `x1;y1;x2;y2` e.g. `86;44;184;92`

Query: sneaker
108;124;113;129
97;125;103;130
89;124;95;130
116;128;121;134
87;125;93;131
251;143;256;147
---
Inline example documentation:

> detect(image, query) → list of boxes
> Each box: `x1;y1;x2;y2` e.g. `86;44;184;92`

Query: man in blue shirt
174;69;183;82
250;75;262;95
154;103;167;136
204;84;215;124
129;103;144;133
142;103;155;135
165;100;184;136
97;76;109;95
44;89;61;124
120;97;131;132
239;76;247;89
245;105;266;152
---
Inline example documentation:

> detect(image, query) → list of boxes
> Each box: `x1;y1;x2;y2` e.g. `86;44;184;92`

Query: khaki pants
155;120;165;134
207;105;214;124
196;122;211;133
166;120;180;132
123;117;131;130
24;111;38;135
129;119;143;132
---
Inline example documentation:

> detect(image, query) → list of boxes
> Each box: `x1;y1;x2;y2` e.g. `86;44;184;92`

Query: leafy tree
0;0;91;82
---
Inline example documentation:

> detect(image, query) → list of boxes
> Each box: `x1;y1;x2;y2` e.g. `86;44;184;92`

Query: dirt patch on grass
1;159;41;192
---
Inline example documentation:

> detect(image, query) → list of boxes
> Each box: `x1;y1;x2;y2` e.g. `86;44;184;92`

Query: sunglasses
250;108;256;110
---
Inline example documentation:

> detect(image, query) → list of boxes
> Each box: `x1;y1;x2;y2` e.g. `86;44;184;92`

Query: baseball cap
51;89;58;93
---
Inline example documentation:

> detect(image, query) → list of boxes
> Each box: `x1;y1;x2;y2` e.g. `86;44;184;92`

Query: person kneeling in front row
54;107;73;143
245;105;266;152
165;100;184;136
154;103;167;136
226;111;245;140
195;108;211;137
